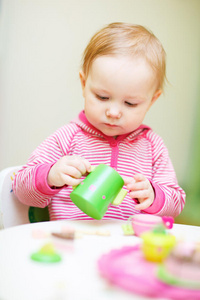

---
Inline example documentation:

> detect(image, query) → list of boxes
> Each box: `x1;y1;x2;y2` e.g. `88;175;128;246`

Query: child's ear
151;89;162;105
79;70;86;96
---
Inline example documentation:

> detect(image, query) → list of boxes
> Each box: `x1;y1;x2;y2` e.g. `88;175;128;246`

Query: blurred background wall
0;0;200;225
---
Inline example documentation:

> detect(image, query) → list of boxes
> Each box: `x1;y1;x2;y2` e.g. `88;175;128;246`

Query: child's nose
106;106;122;119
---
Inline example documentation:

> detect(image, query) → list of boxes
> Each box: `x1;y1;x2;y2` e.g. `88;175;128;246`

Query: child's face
80;55;162;136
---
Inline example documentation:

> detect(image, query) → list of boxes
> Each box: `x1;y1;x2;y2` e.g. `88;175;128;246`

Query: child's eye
125;101;137;107
96;94;109;101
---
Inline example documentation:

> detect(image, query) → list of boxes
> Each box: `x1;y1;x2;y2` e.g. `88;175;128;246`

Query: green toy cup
70;164;127;220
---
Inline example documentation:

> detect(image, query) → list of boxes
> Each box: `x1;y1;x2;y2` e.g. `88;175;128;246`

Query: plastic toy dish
157;241;200;290
31;243;62;263
98;245;200;300
131;214;174;237
141;227;176;263
158;264;200;290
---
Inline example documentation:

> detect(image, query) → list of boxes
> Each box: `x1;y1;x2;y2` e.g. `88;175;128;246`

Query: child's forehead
87;56;158;96
89;55;155;79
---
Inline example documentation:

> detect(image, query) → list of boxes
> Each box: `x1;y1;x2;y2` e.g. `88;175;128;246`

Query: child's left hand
123;174;155;210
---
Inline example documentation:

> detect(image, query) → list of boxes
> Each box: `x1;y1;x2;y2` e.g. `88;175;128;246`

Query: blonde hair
81;22;166;90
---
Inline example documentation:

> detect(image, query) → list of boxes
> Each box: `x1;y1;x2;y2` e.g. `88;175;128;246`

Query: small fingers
64;155;91;176
63;165;83;179
123;174;154;210
129;189;151;199
121;174;146;187
81;158;92;174
127;180;149;192
122;176;134;185
48;155;92;188
61;174;82;186
126;176;150;196
133;173;146;182
135;198;153;210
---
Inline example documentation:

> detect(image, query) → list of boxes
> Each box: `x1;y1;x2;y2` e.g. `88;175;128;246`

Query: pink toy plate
98;245;200;300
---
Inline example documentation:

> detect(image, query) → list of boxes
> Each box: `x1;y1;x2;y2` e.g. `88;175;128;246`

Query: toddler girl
13;23;185;220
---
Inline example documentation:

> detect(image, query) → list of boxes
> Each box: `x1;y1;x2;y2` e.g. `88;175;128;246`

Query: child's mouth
104;123;119;128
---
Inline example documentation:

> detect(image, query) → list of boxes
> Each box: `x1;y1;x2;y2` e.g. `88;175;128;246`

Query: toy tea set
70;165;200;299
99;212;200;299
31;164;200;299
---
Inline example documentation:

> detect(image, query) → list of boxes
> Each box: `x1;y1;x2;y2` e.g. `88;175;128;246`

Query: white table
0;221;200;300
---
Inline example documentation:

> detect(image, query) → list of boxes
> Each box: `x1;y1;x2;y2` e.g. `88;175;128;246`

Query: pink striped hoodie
13;111;185;220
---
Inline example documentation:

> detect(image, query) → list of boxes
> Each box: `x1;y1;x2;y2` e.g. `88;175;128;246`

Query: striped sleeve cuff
142;182;165;214
35;163;62;195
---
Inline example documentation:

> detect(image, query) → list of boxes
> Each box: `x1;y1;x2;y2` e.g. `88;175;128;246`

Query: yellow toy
141;225;176;263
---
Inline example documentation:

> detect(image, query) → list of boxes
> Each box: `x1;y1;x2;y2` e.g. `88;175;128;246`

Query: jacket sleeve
13;123;79;207
142;131;186;217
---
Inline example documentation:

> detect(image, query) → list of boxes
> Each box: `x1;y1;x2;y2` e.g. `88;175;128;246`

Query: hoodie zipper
109;139;119;169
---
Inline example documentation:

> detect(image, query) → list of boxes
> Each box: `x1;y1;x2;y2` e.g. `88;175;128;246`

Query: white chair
0;166;49;229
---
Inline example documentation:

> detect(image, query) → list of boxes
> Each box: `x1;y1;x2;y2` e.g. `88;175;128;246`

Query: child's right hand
47;155;91;188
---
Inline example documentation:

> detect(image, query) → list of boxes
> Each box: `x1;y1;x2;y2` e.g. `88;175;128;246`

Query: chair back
0;166;49;229
0;166;29;229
